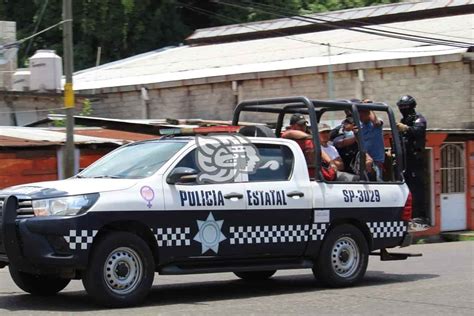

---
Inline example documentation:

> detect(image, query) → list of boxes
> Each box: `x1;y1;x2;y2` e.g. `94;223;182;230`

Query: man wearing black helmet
396;95;428;226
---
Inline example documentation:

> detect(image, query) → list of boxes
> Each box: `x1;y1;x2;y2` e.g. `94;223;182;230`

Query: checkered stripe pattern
309;223;328;241
229;223;328;245
153;227;191;247
367;221;407;238
64;230;97;250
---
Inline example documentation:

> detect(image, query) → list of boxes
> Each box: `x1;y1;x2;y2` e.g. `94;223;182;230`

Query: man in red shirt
281;114;336;180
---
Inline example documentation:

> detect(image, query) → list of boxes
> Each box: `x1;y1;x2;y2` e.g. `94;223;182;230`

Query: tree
0;0;400;71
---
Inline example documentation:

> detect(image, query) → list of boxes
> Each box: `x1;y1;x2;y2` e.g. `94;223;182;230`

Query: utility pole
63;0;75;178
326;43;336;124
327;43;334;100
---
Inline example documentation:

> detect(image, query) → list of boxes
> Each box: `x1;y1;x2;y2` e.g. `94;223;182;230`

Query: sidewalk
440;231;474;242
412;230;474;244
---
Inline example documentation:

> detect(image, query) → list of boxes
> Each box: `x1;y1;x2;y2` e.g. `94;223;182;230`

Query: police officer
396;95;428;225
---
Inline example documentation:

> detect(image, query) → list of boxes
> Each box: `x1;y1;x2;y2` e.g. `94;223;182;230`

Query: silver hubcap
104;247;143;294
331;236;360;278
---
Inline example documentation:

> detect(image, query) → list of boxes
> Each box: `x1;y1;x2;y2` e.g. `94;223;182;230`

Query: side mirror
166;167;198;184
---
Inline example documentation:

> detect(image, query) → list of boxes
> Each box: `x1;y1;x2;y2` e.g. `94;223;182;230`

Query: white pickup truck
0;97;417;307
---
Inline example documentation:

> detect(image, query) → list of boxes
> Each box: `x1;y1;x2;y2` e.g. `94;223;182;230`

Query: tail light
401;192;412;221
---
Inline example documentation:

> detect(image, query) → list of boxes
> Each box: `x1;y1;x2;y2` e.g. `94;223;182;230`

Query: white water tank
29;49;62;91
12;68;31;91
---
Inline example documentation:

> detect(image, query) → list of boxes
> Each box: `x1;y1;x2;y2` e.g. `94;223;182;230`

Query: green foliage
300;0;400;13
80;98;92;116
0;0;399;70
51;98;93;127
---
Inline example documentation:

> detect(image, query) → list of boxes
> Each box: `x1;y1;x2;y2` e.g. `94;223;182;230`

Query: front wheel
313;224;368;287
9;266;70;295
82;231;155;307
234;270;276;280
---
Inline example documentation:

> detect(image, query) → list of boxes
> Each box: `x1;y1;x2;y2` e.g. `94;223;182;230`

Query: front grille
0;197;4;226
17;199;34;217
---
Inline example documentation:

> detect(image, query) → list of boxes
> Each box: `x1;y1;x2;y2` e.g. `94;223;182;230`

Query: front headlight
32;193;99;217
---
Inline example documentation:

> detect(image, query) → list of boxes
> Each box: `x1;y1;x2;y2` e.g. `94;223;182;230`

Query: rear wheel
9;266;70;295
314;224;368;287
82;231;155;307
234;270;276;280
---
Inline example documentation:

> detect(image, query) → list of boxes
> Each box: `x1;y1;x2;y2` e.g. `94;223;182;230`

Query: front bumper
0;195;88;274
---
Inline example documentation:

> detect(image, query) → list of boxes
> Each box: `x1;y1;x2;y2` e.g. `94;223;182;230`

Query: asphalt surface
0;241;473;315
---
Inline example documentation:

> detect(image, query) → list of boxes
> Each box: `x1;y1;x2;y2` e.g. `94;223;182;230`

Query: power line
180;2;465;54
24;0;50;58
180;3;352;49
218;0;472;48
312;7;473;42
0;19;70;51
241;0;473;42
216;0;472;48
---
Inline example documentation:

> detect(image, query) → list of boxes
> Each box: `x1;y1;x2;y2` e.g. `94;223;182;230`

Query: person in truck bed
358;106;384;182
281;114;337;181
318;123;344;171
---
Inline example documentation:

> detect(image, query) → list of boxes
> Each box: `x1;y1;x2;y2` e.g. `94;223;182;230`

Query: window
80;141;186;179
175;149;198;170
248;144;294;182
174;148;238;184
174;144;294;183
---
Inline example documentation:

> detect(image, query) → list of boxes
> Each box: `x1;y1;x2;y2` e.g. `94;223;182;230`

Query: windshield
78;141;187;179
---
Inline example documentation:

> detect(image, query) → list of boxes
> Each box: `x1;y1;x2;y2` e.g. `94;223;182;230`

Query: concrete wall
0;93;63;126
0;21;17;90
0;58;471;129
91;81;237;121
87;60;473;129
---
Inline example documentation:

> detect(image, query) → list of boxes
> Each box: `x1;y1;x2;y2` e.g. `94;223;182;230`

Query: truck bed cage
232;96;403;182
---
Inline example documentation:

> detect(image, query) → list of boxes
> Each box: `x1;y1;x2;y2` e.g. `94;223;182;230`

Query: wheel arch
325;218;373;250
92;220;160;267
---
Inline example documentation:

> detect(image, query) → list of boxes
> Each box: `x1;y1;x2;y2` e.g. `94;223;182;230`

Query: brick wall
0;147;114;189
0;149;58;188
88;61;472;129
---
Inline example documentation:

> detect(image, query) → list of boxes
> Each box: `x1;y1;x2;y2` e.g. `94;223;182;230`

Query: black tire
234;270;276;280
82;231;155;308
314;224;368;287
9;266;70;295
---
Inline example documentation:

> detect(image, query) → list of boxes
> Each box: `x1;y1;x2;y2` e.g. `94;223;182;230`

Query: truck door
162;146;247;261
241;142;313;257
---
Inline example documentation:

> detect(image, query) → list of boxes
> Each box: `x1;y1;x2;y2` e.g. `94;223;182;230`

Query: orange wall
413;133;447;237
79;148;112;169
467;140;474;230
0;149;58;189
0;147;114;189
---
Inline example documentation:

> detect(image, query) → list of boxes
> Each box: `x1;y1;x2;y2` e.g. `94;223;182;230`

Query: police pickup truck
0;97;417;307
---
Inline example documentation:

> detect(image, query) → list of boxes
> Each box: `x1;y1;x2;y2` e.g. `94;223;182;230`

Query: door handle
287;191;304;198
224;192;244;200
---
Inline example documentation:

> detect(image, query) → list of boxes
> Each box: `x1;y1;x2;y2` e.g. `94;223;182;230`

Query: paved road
0;241;473;315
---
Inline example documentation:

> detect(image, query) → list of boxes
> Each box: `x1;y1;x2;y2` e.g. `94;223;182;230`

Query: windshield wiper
91;175;121;179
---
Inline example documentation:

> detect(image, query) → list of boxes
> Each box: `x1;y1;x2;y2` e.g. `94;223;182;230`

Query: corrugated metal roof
55;128;158;142
187;0;473;42
0;126;127;147
72;14;472;92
